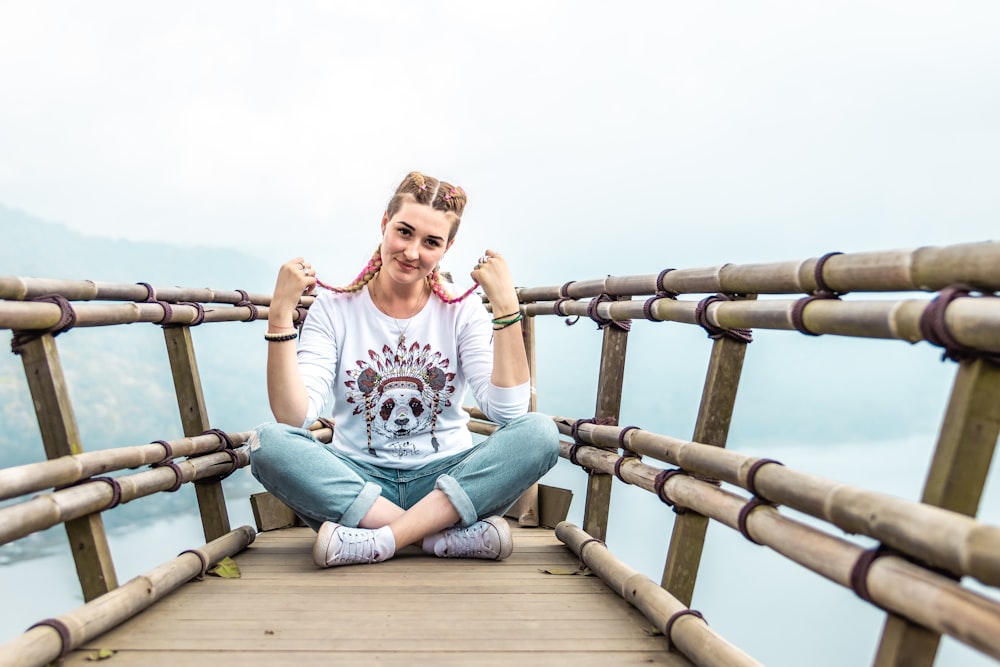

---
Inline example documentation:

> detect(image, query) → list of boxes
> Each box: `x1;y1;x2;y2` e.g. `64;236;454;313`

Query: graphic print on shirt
344;339;456;458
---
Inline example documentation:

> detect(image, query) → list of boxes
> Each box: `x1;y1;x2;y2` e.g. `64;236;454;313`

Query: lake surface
2;435;997;666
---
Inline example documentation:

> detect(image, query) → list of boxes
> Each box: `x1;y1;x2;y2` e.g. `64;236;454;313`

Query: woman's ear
380;212;389;235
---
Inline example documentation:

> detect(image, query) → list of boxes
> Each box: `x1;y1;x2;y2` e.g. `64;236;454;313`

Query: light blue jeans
250;412;560;531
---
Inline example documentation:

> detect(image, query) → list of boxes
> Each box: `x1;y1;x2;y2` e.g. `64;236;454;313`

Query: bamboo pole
0;431;251;502
557;521;762;667
0;525;256;667
522;296;1000;354
874;356;1000;667
563;441;1000;661
15;334;118;602
0;447;250;547
0;275;277;306
514;241;1000;301
661;297;752;606
559;419;1000;587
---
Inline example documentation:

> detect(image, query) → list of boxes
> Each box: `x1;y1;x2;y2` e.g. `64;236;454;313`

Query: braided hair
316;172;477;302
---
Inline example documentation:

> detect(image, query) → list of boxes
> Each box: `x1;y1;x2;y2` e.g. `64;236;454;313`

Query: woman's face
379;201;455;288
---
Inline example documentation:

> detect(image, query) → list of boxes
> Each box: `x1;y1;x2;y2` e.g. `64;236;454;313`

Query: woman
250;171;560;568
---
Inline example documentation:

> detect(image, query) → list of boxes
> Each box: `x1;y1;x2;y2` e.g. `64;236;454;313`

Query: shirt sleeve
457;299;531;424
296;291;340;428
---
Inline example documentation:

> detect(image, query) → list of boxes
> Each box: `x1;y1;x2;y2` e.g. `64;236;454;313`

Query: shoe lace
335;528;378;563
443;523;493;558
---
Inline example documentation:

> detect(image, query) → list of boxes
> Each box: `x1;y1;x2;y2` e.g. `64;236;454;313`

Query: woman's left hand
471;249;518;313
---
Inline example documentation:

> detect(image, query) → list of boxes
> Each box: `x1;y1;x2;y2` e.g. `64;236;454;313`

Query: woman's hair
315;172;477;303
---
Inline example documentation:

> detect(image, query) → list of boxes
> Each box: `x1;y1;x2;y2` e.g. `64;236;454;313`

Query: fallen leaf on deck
207;557;241;578
86;648;116;661
538;567;593;576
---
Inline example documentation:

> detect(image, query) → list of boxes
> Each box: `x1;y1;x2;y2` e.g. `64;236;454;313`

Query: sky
1;1;998;290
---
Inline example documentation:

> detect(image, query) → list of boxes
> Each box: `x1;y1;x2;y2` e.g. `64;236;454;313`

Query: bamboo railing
1;239;998;667
483;240;1000;666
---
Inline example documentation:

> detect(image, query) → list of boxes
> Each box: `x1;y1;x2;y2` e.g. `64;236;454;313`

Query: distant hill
0;203;274;291
0;205;274;541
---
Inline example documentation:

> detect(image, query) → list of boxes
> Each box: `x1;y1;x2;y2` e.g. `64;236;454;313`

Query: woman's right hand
270;257;317;327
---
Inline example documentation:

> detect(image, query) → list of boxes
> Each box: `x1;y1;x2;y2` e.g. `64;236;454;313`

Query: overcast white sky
1;1;998;288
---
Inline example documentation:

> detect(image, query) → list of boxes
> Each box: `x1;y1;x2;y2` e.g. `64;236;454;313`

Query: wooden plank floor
62;520;689;666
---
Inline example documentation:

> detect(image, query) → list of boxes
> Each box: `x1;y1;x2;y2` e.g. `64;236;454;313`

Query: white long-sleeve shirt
296;285;530;469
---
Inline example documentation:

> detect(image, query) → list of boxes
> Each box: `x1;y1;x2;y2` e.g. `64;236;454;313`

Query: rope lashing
568;417;618;474
137;281;157;302
643;268;678;321
10;294;77;355
791;251;845;335
178;302;205;326
27;618;72;658
295;304;309;329
653;468;689;514
849;545;895;603
744;457;784;497
192;428;241;484
736;458;784;545
554;280;580;326
612;426;642;484
737;497;772;545
664;608;706;653
919;285;1000;363
150;439;184;492
179;547;210;580
587;293;631;331
235;289;260;322
694;294;752;343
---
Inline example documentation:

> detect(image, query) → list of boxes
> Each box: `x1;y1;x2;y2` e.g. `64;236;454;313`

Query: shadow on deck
62;521;687;666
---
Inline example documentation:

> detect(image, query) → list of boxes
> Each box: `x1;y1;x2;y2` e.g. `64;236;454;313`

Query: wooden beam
873;357;1000;667
163;326;231;541
583;306;630;542
508;313;540;527
660;325;750;606
17;334;119;601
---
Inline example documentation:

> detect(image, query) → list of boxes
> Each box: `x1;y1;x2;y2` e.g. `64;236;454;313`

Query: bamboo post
162;325;231;541
874;357;1000;667
583;298;631;541
16;334;119;601
507;311;540;526
661;312;751;605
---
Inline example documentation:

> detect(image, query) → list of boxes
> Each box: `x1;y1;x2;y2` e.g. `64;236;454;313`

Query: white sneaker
313;522;391;568
430;516;513;560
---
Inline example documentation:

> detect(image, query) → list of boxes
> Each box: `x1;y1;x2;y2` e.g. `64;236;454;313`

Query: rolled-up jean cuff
435;474;477;527
339;481;384;528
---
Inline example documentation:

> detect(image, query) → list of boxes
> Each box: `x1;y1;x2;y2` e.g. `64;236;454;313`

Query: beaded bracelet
264;331;299;342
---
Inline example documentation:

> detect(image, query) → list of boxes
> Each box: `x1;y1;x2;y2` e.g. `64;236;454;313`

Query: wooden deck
61;521;688;666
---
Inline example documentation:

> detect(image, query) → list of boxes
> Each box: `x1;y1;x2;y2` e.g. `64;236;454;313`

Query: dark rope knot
587;293;631;331
653;468;688;514
919;285;999;363
11;294;77;355
295;304;310;330
694;294;752;343
180;302;205;326
791;252;846;335
137;282;157;302
235;289;260;322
